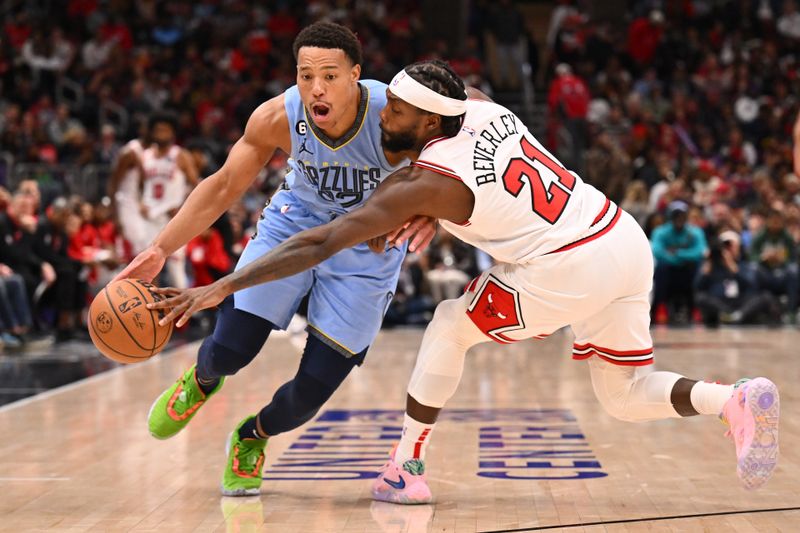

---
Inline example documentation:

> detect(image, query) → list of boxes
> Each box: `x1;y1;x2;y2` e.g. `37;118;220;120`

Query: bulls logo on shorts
466;275;524;343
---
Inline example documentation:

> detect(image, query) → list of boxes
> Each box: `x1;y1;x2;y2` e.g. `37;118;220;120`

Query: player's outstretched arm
149;166;473;326
113;96;291;283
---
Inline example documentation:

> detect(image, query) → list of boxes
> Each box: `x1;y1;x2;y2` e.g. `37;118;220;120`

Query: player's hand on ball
112;246;167;284
147;282;227;327
386;215;437;253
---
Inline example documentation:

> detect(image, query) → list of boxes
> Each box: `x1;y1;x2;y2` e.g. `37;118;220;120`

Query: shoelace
236;442;264;473
176;374;203;410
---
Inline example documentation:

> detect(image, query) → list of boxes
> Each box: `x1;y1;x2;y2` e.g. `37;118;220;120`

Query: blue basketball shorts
233;190;405;356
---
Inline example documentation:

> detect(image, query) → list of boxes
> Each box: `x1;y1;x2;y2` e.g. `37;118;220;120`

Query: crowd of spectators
1;1;499;176
547;0;800;326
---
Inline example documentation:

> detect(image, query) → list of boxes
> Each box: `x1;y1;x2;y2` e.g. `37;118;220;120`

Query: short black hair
405;60;467;137
148;111;178;133
292;22;363;66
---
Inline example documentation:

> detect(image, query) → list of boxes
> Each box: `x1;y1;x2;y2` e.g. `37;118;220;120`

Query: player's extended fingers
148;291;189;314
392;216;429;249
386;221;411;245
151;286;182;296
409;223;436;253
147;294;180;310
387;222;419;248
158;300;190;326
175;303;200;328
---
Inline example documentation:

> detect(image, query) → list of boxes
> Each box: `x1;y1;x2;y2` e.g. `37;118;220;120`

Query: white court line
0;477;71;481
0;340;202;415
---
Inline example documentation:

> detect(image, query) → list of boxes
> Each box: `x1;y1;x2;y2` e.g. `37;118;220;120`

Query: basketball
88;279;173;364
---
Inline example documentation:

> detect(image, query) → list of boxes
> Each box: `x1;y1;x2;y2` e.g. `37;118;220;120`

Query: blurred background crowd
0;0;799;354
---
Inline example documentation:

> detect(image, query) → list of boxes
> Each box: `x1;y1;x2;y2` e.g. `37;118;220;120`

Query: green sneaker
222;416;267;496
147;364;224;439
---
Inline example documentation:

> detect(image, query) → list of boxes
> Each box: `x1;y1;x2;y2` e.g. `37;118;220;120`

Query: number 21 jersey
413;99;615;264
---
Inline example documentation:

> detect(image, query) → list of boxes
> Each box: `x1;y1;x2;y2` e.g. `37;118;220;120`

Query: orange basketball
88;279;173;364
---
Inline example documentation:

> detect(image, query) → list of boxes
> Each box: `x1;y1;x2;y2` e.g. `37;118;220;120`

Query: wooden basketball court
1;326;797;532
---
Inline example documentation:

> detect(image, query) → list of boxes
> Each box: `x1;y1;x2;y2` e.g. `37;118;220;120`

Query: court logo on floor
263;409;606;481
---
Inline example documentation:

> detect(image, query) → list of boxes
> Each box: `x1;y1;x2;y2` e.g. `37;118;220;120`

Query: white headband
389;69;467;116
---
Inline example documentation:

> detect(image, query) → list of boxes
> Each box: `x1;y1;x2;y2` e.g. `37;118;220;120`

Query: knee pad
258;370;336;435
197;336;260;377
406;297;487;408
300;332;363;388
588;359;682;423
430;297;487;349
286;370;335;418
257;335;360;436
197;296;274;378
593;382;637;422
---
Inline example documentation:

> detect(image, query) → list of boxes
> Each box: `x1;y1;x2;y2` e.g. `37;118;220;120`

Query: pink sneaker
372;452;432;505
720;377;780;490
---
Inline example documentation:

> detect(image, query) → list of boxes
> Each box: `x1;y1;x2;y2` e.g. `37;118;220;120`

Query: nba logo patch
462;126;476;137
281;204;291;214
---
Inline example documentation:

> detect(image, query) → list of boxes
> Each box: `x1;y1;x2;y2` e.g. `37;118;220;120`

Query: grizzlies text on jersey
283;80;405;216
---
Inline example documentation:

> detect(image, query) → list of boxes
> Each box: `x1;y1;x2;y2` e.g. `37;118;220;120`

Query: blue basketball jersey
234;79;408;352
283;79;405;218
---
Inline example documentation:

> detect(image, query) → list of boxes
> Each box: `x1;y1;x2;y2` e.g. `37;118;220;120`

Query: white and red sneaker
720;377;780;490
372;450;432;504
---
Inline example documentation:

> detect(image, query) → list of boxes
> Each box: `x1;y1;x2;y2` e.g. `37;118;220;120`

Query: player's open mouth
311;103;330;121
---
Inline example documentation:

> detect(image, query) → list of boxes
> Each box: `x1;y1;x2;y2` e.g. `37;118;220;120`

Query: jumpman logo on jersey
299;137;313;156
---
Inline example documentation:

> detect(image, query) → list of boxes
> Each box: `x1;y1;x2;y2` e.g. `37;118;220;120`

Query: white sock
690;381;735;415
395;414;435;465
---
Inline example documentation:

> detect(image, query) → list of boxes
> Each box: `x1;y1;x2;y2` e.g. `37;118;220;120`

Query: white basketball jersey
414;100;615;264
141;144;187;218
116;139;145;201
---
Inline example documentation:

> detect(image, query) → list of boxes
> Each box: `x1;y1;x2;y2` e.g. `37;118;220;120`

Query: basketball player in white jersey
108;137;148;254
139;113;199;288
150;60;780;502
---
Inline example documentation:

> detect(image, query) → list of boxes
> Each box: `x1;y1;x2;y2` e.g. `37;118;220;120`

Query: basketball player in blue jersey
114;22;435;496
